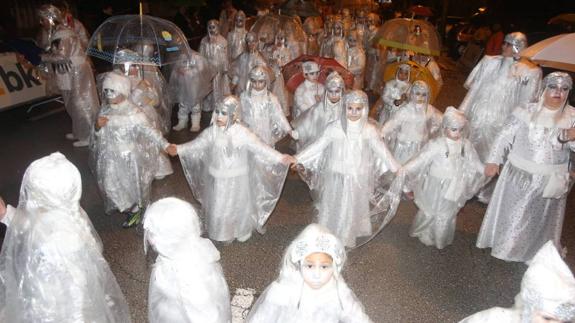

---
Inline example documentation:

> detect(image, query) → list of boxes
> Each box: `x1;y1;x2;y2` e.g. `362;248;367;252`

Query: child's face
445;127;462;141
411;89;428;105
397;69;409;82
104;88;125;105
251;79;266;91
346;102;363;121
301;252;334;289
215;108;229;128
327;88;341;104
305;71;319;82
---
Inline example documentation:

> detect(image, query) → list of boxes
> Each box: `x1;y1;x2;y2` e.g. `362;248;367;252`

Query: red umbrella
282;55;354;92
409;5;433;17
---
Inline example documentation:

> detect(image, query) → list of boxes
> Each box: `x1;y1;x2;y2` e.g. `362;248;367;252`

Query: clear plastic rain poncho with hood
381;80;443;164
292;71;345;152
90;72;169;214
200;19;231;111
270;33;292;116
320;20;347;68
397;107;485;249
177;95;289;242
346;30;366;90
376;63;411;125
0;152;131;323
476;72;575;262
460;241;575;323
293;61;325;119
240;65;293;147
458;32;542;161
364;13;381;92
144;198;231;323
230;32;267;96
246;224;373;323
227;10;248;61
295;90;400;247
38;4;99;144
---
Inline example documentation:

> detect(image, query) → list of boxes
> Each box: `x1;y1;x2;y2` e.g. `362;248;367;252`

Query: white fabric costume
0;153;131;323
460;241;575;323
90;73;169;214
38;5;99;145
169;51;216;132
376;63;411;125
381;80;443;164
230;32;267;96
459;32;542;161
293;61;325;119
476;72;575;262
296;91;400;247
144;198;231;323
292;71;345;152
400;108;485;249
200;20;230;112
247;224;373;323
177;96;289;242
240;66;293;146
227;10;247;61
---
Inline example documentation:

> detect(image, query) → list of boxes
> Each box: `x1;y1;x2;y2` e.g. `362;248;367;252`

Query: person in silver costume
90;72;171;228
38;4;99;147
375;63;411;125
478;72;575;262
199;19;230;112
227;10;248;62
269;32;292;116
240;65;296;147
381;80;443;165
230;32;267;96
168;95;295;243
346;30;366;90
294;90;400;247
0;153;131;323
293;61;325;119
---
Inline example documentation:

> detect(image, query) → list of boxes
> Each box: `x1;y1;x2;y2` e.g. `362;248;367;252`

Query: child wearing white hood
144;197;231;323
247;224;373;323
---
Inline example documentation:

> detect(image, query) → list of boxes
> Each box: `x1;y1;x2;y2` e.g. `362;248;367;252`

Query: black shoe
122;209;142;228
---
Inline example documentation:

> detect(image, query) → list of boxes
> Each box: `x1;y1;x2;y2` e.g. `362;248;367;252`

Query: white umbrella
520;33;575;72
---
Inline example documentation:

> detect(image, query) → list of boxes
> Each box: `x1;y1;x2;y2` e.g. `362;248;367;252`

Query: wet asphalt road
1;60;574;323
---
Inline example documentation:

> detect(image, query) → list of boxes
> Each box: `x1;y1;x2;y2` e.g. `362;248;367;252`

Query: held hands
165;144;178;157
96;116;109;130
290;130;299;140
314;95;322;103
484;163;500;177
562;128;575;142
281;154;296;166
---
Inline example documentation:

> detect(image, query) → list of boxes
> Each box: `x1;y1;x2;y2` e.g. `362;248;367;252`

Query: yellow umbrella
383;60;439;103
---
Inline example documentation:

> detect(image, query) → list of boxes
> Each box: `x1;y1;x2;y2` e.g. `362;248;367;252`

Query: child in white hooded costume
460;241;575;323
240;65;296;147
398;107;486;249
293;61;325;119
144;198;231;323
169;95;294;242
295;90;400;247
375;63;411;125
0;152;131;322
90;72;170;227
381;80;443;164
247;224;373;323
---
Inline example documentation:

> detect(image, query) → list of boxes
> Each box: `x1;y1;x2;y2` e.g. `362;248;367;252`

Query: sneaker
122;209;142;228
72;140;89;147
65;133;76;140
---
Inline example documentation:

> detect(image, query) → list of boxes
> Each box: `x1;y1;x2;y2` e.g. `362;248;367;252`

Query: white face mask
300;252;335;289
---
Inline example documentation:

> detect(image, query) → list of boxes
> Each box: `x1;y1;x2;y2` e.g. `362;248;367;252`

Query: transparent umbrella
250;14;307;59
372;18;441;56
86;14;192;66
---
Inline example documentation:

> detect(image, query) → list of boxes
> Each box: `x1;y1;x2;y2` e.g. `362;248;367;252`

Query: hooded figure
295;90;400;247
270;32;292;116
240;65;295;146
293;61;325;119
397;107;485;249
477;72;575;262
246;224;373;323
174;95;292;242
0;152;131;322
381;80;443;164
460;241;575;322
230;32;267;96
169;52;216;132
227;10;248;61
90;72;170;227
200;19;231;112
364;13;381;91
144;198;231;323
375;63;411;125
38;4;99;147
292;71;345;152
346;30;366;90
459;32;542;162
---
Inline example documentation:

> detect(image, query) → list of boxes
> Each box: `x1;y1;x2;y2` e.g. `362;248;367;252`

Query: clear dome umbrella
86;14;192;67
250;13;307;59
